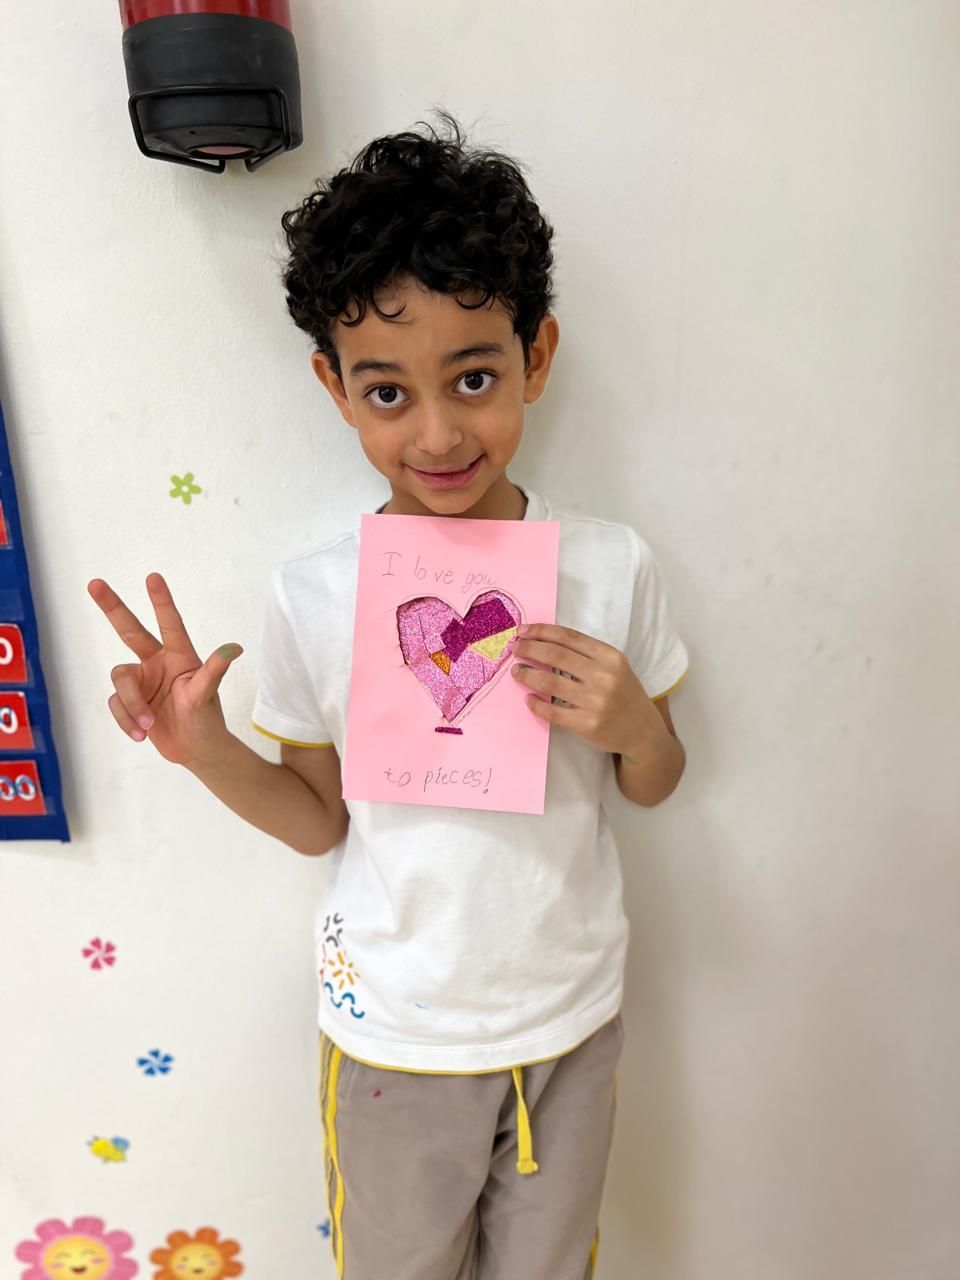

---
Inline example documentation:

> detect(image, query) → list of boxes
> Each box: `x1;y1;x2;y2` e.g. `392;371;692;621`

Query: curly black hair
280;109;556;381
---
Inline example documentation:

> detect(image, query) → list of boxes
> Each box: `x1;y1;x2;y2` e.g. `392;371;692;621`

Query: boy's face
311;276;559;518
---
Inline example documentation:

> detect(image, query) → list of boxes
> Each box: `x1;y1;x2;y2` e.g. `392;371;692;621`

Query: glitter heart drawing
397;590;522;728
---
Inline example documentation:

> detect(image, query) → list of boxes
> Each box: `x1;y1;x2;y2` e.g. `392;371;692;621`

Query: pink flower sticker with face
15;1217;137;1280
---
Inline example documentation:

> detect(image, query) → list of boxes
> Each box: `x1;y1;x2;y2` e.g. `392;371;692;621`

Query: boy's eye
366;384;406;408
459;370;496;395
364;370;497;409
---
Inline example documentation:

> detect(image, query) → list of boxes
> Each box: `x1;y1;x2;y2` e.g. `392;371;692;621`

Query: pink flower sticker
82;938;117;970
15;1216;138;1279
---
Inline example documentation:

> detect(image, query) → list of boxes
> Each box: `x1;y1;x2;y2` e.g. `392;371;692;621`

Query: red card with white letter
342;513;560;813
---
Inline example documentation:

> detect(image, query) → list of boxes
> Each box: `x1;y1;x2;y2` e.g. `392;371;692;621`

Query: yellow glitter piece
430;650;452;674
469;626;518;662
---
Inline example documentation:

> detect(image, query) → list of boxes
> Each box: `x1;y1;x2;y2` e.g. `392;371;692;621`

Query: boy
89;112;689;1279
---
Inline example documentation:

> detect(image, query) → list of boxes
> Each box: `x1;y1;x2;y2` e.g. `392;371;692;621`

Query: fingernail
217;644;242;660
131;729;146;742
512;663;530;673
517;624;529;635
137;715;153;730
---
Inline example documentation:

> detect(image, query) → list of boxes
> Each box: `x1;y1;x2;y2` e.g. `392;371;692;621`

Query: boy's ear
523;312;560;404
311;351;357;428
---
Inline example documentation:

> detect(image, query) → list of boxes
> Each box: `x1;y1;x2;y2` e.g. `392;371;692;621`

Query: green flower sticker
169;472;202;505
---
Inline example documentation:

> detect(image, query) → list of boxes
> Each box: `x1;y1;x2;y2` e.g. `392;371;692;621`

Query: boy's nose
414;409;464;457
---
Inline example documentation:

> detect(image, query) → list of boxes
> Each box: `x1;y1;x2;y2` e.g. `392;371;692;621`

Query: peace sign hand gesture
87;572;243;769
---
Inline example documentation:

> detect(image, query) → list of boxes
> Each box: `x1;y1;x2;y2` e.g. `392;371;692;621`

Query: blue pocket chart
0;398;69;841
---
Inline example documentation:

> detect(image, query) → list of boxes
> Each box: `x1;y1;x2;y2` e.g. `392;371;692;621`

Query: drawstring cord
511;1066;540;1175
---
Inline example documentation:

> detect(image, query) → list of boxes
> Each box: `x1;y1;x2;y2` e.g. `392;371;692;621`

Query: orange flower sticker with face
149;1228;243;1280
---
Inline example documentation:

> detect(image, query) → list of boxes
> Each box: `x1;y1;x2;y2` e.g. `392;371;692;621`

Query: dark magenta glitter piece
441;621;468;662
442;598;516;662
434;726;464;734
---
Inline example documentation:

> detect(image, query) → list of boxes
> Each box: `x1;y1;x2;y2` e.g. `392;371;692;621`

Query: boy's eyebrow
348;343;507;380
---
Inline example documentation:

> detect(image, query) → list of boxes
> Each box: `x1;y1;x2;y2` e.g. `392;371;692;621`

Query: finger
145;573;201;660
511;637;593;681
516;623;613;662
88;579;162;661
523;694;585;730
108;692;147;742
110;663;155;730
511;663;585;707
185;643;243;708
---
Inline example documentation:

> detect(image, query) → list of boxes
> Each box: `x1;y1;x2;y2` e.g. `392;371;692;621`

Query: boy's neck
382;473;528;521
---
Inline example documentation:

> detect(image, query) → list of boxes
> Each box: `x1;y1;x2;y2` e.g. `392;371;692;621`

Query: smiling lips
408;454;483;490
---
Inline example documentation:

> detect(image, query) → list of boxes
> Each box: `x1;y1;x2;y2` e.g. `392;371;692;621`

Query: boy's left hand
511;623;665;757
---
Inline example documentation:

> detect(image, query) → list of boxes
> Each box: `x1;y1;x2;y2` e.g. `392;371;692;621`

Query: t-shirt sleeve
623;530;690;701
251;567;333;748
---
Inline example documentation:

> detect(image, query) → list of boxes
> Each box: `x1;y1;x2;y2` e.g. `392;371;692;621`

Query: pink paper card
342;512;560;814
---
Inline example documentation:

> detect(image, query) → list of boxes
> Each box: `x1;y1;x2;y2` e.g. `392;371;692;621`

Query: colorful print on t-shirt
319;912;366;1020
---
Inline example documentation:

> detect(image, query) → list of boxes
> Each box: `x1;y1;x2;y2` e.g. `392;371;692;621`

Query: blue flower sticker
137;1048;174;1076
317;1220;331;1238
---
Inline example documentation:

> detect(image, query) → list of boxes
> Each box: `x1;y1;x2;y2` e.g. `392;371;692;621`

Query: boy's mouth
407;454;484;490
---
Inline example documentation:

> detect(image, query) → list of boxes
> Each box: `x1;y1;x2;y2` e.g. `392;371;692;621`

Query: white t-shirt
252;490;689;1071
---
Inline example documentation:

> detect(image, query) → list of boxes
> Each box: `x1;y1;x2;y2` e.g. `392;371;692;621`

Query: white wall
1;2;958;1276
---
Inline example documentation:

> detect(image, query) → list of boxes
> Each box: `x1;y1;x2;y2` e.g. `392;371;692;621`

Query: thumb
189;643;244;706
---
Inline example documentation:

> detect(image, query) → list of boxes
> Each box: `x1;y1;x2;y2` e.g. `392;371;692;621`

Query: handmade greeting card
342;512;560;814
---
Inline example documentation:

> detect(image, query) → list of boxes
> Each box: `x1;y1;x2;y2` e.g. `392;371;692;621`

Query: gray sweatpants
319;1013;624;1279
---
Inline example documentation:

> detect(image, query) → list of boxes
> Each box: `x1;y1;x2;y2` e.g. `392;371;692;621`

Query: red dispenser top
119;0;292;31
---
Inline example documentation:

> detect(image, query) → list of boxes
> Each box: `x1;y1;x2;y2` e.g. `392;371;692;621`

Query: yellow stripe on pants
323;1038;347;1276
319;1035;347;1276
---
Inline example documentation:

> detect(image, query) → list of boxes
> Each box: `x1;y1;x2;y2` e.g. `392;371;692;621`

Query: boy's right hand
87;572;243;769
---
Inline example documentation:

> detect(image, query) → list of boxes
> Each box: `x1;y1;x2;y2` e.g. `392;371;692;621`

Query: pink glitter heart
397;590;522;724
